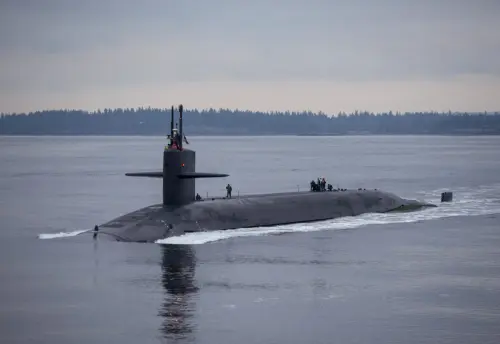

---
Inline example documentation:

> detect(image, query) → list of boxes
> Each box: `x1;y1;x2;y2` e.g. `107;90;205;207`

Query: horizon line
2;107;499;117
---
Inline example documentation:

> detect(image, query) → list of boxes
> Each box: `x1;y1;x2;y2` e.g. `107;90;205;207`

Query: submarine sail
124;104;229;206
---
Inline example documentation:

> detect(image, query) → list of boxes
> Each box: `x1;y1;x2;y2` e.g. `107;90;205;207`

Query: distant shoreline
2;108;499;135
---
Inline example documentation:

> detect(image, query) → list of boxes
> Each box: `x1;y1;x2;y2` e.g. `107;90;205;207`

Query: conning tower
125;104;228;206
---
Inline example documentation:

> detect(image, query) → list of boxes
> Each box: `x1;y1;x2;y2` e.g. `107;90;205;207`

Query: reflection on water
159;244;198;342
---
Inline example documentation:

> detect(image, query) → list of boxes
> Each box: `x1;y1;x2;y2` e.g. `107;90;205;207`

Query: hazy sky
1;0;499;114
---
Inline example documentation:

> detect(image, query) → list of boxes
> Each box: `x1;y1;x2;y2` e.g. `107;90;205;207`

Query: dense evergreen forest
1;108;499;135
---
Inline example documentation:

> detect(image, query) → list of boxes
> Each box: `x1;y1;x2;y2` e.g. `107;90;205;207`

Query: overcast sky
1;0;499;114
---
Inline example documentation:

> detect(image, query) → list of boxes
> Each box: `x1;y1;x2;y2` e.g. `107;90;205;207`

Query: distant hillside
1;108;500;135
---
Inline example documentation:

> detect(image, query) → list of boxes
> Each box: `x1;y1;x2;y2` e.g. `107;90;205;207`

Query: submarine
95;104;437;243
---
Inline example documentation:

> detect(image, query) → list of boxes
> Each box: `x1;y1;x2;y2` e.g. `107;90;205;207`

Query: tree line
1;107;499;135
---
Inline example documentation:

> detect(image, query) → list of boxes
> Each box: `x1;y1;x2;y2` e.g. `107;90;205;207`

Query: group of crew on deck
310;177;348;192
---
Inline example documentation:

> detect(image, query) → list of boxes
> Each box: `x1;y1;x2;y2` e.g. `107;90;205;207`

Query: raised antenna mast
179;104;184;150
170;105;174;139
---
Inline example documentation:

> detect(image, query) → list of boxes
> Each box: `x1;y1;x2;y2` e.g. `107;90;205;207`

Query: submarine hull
97;189;436;243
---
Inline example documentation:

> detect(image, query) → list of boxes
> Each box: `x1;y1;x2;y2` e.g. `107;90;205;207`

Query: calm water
1;135;500;344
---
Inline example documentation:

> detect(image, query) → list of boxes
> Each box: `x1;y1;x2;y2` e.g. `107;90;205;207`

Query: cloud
0;0;499;112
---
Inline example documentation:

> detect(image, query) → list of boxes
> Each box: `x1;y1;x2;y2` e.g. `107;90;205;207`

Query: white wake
38;229;89;240
38;184;500;243
156;185;500;245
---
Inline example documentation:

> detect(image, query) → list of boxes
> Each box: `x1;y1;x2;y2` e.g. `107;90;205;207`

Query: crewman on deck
196;193;202;201
226;184;232;198
93;225;99;239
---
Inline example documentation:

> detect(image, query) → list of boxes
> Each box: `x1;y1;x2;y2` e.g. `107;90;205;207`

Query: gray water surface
1;135;500;344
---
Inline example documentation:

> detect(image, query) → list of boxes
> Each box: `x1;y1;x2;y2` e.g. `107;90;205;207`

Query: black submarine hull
93;105;436;243
97;189;436;243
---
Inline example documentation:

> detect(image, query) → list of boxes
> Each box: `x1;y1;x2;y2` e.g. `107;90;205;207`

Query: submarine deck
96;188;431;242
199;189;367;200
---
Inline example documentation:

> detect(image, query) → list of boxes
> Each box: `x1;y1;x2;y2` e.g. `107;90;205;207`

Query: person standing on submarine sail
171;128;181;150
